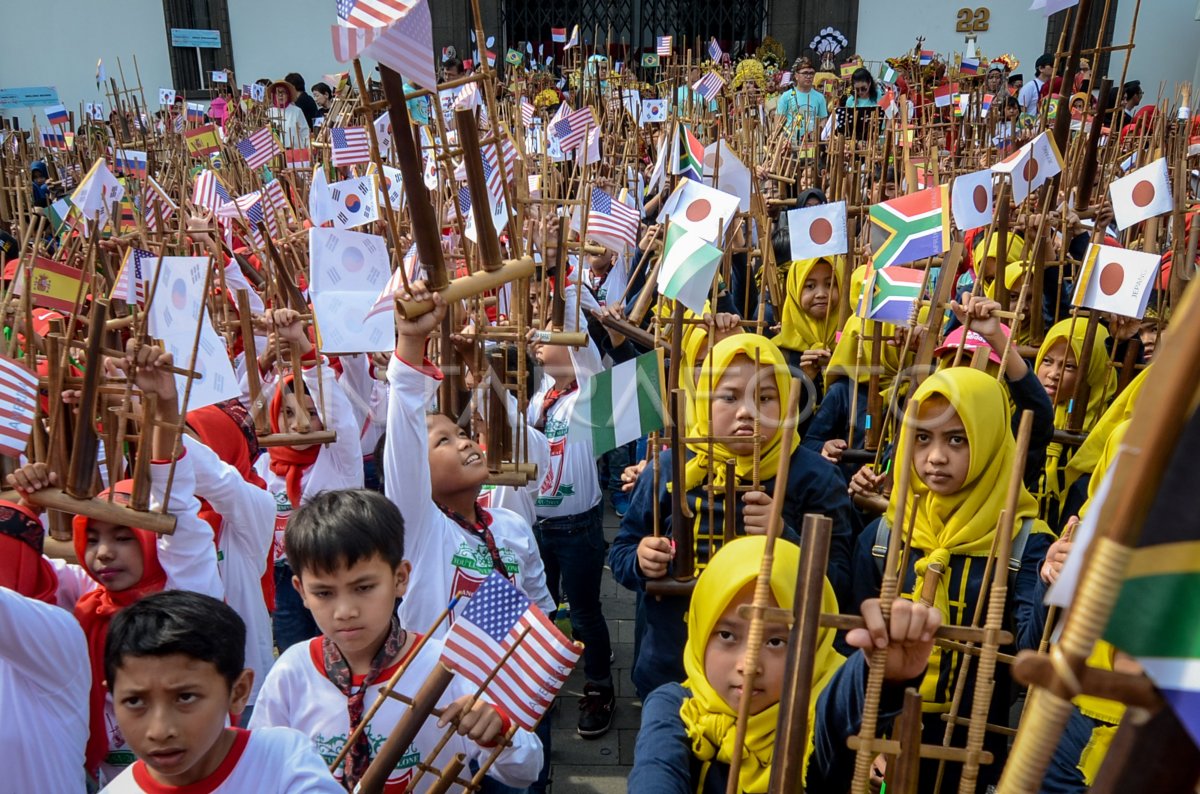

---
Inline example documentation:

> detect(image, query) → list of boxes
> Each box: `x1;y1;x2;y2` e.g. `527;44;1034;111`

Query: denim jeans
272;561;320;652
534;504;613;685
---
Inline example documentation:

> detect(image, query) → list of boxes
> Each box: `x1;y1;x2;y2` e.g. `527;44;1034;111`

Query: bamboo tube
355;665;456;794
394;256;536;319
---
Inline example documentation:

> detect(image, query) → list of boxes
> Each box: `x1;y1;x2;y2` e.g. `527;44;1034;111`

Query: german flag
1105;407;1200;745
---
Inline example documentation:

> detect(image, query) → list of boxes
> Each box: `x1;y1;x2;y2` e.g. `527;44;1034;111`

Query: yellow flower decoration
533;88;559;109
732;58;767;92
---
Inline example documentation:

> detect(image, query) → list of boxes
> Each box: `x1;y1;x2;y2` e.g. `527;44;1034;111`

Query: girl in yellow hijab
851;367;1054;791
610;335;855;698
773;256;845;380
629;535;940;793
1034;318;1117;527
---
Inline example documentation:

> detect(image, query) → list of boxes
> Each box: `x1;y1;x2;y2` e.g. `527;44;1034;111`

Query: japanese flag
702;140;751;212
656;178;740;244
787;201;848;260
950;168;994;231
1072;243;1160;319
1109;157;1173;231
992;131;1062;205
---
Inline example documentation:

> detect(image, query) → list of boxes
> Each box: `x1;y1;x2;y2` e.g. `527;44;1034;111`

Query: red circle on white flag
1023;158;1039;182
1131;180;1156;208
1099;262;1124;296
685;198;712;222
810;218;833;245
972;185;988;212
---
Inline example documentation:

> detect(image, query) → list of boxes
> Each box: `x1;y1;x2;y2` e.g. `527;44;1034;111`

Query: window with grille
162;0;235;99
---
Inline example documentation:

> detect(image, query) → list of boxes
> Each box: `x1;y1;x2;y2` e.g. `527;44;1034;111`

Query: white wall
227;0;344;91
1107;0;1200;105
0;0;172;125
855;0;1199;99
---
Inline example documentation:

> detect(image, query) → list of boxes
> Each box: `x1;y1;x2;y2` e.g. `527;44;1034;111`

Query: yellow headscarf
889;368;1049;708
684;335;800;492
773;256;845;353
679;536;843;792
973;232;1025;280
1064;366;1148;493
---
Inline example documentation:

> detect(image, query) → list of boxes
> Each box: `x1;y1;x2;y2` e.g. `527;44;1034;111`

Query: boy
100;590;341;792
384;288;553;637
251;489;542;791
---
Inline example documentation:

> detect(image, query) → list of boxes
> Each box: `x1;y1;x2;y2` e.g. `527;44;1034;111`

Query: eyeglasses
798;71;816;77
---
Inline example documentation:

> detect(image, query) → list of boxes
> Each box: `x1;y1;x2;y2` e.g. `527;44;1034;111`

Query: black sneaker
577;683;615;738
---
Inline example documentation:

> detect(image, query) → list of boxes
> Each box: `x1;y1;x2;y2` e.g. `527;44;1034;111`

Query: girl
773;255;844;385
610;334;854;698
850;366;1054;792
630;535;940;792
1034;318;1116;528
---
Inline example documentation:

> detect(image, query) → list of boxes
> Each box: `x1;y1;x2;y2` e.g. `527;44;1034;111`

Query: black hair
286;489;406;578
850;68;878;102
771;225;791;265
284;72;306;93
1004;95;1021;109
1008;74;1024;86
312;82;333;97
105;590;246;689
1123;80;1142;100
443;57;463;73
372;431;388;492
1035;54;1055;72
255;78;271;87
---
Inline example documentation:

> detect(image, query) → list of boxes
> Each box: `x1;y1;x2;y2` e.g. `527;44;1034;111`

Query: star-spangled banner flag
440;572;581;730
333;0;438;90
141;177;177;232
586;188;639;251
111;247;156;307
520;97;536;125
0;355;38;459
708;38;722;62
192;170;231;213
692;71;725;103
236;126;281;170
330;126;371;167
656;35;673;57
551;107;595;152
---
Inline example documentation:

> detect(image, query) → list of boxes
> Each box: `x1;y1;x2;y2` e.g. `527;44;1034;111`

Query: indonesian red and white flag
1109;156;1173;231
787;201;848;260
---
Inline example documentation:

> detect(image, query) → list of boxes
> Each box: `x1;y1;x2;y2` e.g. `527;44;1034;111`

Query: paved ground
548;504;638;793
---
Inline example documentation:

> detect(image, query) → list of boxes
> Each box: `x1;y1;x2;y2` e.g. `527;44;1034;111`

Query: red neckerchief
536;381;577;430
437;502;508;577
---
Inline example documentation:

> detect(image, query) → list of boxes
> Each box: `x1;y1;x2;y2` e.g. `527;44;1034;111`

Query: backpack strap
872;516;1034;582
871;517;892;578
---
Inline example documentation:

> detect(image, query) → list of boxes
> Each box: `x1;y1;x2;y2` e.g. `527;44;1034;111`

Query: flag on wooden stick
572;350;665;456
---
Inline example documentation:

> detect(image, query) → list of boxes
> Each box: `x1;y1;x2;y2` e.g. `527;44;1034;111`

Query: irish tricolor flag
868;186;950;268
571;350;666;456
657;222;723;314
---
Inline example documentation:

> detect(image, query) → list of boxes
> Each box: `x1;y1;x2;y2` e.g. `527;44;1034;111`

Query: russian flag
960;57;980;75
919;50;935;67
115;150;148;180
186;102;206;123
46;105;69;128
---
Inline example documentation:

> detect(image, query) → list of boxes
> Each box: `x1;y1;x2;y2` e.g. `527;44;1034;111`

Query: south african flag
860;265;924;324
672;123;704;183
868;186;950;268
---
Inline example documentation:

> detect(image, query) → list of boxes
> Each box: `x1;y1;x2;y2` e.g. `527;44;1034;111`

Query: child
100;590;342;792
184;401;277;721
11;342;224;786
257;308;363;651
772;255;844;385
0;500;90;792
384;288;553;635
1033;318;1116;528
610;334;854;699
849;366;1054;791
630;535;940;792
250;489;542;791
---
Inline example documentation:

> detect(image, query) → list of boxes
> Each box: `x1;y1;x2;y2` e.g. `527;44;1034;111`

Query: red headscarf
267;375;320;509
0;500;57;604
72;482;167;775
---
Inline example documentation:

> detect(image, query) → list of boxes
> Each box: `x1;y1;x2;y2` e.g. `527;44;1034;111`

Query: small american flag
519;97;535;126
262;179;291;219
692;70;726;103
440;572;580;729
586;188;639;250
552;106;594;152
111;247;154;307
0;355;38;458
655;35;672;57
337;0;409;27
708;38;723;62
192;170;231;213
141;177;177;232
236;126;280;170
330;126;371;167
335;0;438;90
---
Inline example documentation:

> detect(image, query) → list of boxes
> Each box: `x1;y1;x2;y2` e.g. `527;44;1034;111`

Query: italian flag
657;222;723;314
571;350;666;456
672;123;705;182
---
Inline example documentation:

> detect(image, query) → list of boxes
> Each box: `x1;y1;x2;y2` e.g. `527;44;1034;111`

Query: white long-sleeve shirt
385;356;554;635
250;635;542;791
337;354;389;456
101;727;342;793
476;386;551;528
259;359;365;564
184;435;276;705
0;586;90;793
100;453;225;784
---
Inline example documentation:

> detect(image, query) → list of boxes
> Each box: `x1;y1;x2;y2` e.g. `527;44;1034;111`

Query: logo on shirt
450;541;518;576
315;732;417;792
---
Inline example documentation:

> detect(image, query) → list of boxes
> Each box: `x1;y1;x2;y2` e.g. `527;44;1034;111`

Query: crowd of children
1;25;1194;794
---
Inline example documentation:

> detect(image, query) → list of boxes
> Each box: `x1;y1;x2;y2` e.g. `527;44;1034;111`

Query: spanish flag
29;257;85;313
185;124;221;158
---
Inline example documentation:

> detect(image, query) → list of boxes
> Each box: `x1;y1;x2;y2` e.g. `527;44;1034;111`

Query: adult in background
285;72;318;128
311;81;333;124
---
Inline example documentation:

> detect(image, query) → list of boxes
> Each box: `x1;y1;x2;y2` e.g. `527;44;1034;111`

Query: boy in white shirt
100;590;341;793
251;489;542;791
